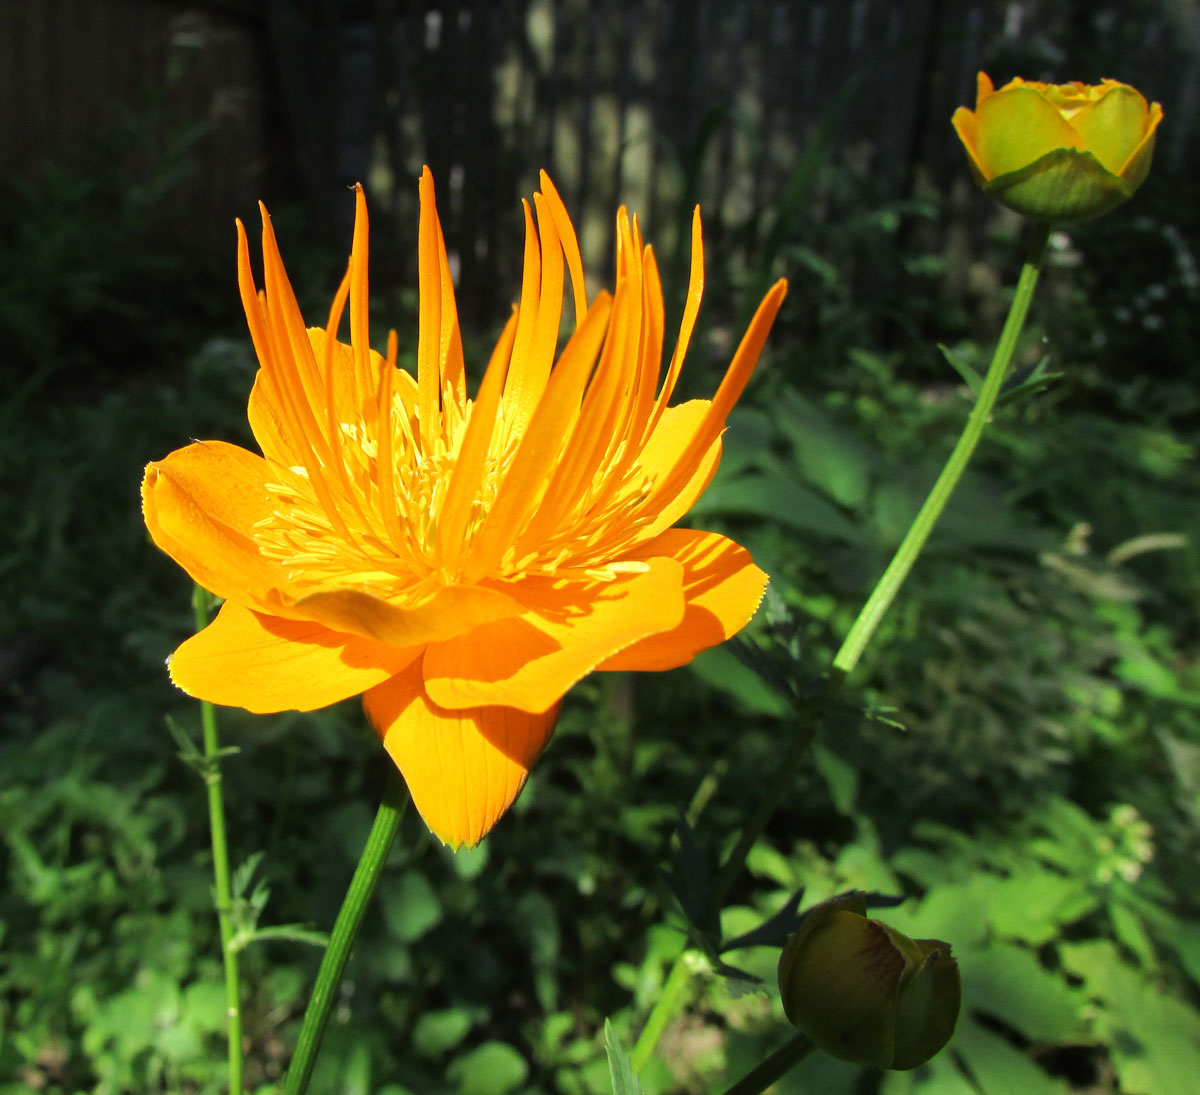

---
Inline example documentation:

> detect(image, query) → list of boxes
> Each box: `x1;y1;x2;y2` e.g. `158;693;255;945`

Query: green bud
777;892;961;1070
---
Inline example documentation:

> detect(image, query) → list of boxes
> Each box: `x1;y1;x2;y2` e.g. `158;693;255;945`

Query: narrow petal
467;294;614;579
538;171;588;324
364;662;560;849
142;441;289;606
423;558;686;713
435;309;519;575
597;530;767;671
417;167;445;451
644;280;786;514
170;601;420;713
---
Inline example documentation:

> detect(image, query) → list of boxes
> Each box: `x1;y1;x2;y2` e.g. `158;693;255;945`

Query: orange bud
952;72;1162;223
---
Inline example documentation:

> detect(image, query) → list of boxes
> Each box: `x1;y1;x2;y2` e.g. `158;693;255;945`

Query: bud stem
721;1032;815;1095
283;769;409;1095
832;219;1052;673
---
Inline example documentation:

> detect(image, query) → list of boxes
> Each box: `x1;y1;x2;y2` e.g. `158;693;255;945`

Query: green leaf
604;1019;642;1095
1063;940;1200;1094
692;463;864;542
774;394;877;510
938;343;984;395
962;943;1084;1043
689;645;789;717
379;870;442;942
979;868;1097;945
448;1041;529;1095
952;1016;1068;1095
413;1007;474;1057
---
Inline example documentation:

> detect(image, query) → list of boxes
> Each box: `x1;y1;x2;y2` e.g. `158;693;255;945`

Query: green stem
193;585;243;1095
721;1033;815;1095
283;769;409;1095
629;947;700;1072
832;220;1051;674
629;222;1051;1075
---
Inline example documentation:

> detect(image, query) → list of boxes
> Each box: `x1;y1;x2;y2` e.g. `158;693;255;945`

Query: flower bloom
952;72;1162;223
778;893;960;1070
142;169;786;847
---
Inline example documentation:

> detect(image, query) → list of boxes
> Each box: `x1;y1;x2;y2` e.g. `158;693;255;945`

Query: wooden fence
5;0;1198;325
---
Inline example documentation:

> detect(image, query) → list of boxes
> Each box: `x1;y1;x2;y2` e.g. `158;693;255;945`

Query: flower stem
721;1033;815;1095
832;220;1051;674
630;947;700;1072
192;584;242;1095
283;769;409;1095
629;222;1051;1074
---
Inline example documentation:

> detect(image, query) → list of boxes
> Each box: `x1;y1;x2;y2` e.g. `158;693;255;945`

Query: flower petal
364;661;560;848
630;400;723;542
1068;83;1150;175
170;601;420;712
247;327;379;468
974;85;1083;177
142;441;289;606
422;557;686;713
276;583;525;648
597;530;767;671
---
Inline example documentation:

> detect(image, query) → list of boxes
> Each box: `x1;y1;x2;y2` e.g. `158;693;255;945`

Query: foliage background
2;0;1199;1092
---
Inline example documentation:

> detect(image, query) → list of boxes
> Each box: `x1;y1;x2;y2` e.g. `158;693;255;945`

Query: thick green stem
630;948;700;1072
283;769;408;1095
721;1033;815;1095
193;585;242;1095
833;220;1051;674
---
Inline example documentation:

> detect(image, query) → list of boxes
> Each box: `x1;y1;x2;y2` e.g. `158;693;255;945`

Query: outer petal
950;106;987;182
422;557;686;713
364;661;559;849
142;441;290;606
170;601;420;712
1069;83;1151;175
597;529;767;672
974;85;1082;176
273;583;525;648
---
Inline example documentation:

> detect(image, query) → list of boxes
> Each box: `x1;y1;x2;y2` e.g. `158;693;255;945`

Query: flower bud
952;72;1162;223
777;892;960;1070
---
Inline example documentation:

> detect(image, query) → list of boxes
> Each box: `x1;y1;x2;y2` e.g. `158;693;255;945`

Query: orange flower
143;168;787;848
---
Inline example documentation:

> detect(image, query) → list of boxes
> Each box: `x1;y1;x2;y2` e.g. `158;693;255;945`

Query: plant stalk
832;220;1051;673
629;947;699;1072
193;584;243;1095
721;1032;815;1095
283;769;409;1095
